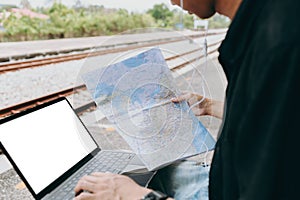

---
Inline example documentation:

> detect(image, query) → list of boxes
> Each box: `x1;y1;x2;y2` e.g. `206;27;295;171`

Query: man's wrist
209;99;224;119
136;188;153;200
206;98;214;116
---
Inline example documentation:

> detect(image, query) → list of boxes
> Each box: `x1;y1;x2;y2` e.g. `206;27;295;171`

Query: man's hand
74;172;152;200
171;92;224;119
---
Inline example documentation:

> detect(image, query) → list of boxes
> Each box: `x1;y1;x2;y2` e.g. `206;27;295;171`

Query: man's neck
215;0;242;20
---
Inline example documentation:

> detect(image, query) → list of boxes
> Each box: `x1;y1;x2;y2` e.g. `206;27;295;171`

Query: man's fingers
74;192;94;200
74;179;96;194
91;172;113;177
170;97;180;102
81;175;100;183
171;93;191;102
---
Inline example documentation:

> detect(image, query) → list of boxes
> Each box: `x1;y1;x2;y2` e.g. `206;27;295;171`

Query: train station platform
0;29;227;199
0;51;226;199
0;29;227;62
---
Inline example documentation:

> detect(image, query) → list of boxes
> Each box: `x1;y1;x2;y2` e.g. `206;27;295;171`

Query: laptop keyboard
45;151;135;200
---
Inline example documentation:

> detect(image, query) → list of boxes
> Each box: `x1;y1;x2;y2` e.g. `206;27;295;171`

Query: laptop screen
0;99;98;194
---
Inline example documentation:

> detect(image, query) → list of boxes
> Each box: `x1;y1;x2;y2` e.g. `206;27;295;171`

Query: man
74;0;300;199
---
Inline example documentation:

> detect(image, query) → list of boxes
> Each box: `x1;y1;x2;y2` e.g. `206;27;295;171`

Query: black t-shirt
209;0;300;199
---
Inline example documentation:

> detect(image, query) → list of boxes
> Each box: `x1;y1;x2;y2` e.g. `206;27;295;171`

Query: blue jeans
148;160;210;200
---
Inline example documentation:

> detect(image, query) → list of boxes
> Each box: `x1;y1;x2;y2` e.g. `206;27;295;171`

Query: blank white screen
0;100;97;194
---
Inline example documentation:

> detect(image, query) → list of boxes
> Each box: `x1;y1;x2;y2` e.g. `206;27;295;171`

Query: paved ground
0;50;226;199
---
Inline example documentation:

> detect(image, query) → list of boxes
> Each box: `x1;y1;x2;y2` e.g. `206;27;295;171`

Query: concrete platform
0;50;226;199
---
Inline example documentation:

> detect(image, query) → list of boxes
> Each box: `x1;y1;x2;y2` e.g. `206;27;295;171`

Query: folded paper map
82;48;215;171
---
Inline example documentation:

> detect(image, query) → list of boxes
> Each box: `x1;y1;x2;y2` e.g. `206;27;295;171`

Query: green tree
20;0;31;9
40;3;79;38
3;14;40;40
1;2;203;42
0;4;17;12
147;3;173;27
165;9;194;30
208;14;230;29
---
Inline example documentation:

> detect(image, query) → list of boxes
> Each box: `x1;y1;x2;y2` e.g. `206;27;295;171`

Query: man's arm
74;172;174;200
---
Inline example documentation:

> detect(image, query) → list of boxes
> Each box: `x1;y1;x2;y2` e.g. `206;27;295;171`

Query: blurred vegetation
208;14;231;29
0;4;17;12
0;3;230;42
146;3;198;30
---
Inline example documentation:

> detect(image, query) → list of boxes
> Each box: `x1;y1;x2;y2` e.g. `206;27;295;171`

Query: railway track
0;32;225;74
0;39;223;119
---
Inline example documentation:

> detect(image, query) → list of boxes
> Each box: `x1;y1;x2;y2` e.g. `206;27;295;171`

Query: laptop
0;97;151;200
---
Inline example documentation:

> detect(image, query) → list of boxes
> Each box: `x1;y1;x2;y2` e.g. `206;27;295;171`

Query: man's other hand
74;172;152;200
171;92;224;119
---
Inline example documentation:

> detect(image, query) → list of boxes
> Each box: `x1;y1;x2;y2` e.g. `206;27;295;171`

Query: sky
0;0;178;12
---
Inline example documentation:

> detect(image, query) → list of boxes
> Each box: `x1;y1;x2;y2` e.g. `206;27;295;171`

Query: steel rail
0;32;225;74
0;40;223;119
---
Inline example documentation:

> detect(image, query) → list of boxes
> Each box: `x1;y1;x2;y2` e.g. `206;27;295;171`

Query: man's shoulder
218;0;299;75
254;0;300;45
